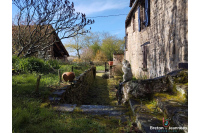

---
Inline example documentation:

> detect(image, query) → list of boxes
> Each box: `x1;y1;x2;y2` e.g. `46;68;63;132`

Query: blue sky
12;0;130;40
74;0;130;38
71;0;130;39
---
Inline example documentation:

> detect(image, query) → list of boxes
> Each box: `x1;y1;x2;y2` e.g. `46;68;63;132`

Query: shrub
28;57;50;72
12;55;19;64
12;56;60;73
102;73;109;79
114;64;123;76
13;57;30;72
46;59;60;69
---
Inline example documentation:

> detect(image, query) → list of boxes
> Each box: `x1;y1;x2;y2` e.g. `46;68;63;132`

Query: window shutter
140;5;144;29
138;6;141;32
145;0;149;27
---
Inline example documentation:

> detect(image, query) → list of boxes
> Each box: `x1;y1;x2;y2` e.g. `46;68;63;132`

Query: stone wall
125;0;188;79
122;69;188;102
51;66;96;105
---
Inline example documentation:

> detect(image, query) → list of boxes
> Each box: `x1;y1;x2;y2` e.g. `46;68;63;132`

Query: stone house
125;0;188;79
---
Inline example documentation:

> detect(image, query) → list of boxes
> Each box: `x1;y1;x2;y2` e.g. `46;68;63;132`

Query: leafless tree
12;0;94;57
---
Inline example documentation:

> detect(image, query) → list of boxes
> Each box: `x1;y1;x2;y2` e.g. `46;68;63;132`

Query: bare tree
65;33;84;59
12;0;94;57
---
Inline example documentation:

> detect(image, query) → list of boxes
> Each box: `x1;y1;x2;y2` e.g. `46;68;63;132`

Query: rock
176;84;188;99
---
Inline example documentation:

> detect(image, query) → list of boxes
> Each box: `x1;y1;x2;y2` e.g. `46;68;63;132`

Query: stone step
52;104;77;112
129;98;164;133
79;105;129;116
49;97;61;105
136;113;163;133
156;98;188;133
52;89;66;97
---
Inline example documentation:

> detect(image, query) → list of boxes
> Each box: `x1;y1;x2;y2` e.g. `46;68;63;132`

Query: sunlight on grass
12;69;134;133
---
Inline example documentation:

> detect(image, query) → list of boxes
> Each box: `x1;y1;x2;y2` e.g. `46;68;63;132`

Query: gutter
125;0;139;26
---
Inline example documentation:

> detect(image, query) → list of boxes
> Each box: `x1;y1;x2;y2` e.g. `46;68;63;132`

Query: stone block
53;104;77;112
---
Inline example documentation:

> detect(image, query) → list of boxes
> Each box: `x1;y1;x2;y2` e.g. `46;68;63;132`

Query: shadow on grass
83;73;110;105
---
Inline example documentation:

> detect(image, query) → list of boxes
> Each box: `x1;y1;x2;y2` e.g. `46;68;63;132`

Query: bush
13;57;30;72
102;73;109;79
114;64;123;76
28;57;50;72
46;59;60;69
12;56;61;73
12;55;19;64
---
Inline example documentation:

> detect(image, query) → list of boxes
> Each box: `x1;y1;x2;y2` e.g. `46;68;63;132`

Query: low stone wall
50;66;96;105
64;66;96;104
123;69;188;102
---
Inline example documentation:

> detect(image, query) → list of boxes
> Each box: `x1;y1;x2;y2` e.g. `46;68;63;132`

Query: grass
59;64;90;77
12;67;135;132
96;65;105;71
84;73;123;106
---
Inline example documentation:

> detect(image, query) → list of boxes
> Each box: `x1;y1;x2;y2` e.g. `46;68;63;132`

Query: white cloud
73;0;129;15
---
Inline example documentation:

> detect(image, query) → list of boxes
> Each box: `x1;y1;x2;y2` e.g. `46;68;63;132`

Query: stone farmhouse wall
125;0;188;79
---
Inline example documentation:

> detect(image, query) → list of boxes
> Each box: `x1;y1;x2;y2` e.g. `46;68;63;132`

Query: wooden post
71;66;73;72
35;75;41;93
105;62;106;72
58;69;62;82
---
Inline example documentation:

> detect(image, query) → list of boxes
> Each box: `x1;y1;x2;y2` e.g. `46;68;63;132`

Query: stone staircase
49;84;133;125
128;80;188;133
48;69;188;133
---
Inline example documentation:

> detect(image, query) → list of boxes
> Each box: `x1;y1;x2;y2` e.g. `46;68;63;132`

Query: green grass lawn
12;67;134;133
96;65;105;71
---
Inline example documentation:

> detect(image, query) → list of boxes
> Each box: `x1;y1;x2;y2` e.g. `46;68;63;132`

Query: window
140;1;145;30
138;0;150;32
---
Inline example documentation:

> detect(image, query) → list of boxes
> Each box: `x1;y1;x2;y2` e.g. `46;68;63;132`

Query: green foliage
12;70;134;133
12;55;19;64
96;65;105;71
101;35;124;61
28;57;49;72
102;73;109;79
12;56;61;73
59;64;90;77
132;76;137;81
46;59;60;69
93;50;108;62
89;42;101;56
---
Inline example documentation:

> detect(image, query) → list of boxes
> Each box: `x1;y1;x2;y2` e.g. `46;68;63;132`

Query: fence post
58;69;62;82
105;62;106;72
35;75;41;93
71;66;73;72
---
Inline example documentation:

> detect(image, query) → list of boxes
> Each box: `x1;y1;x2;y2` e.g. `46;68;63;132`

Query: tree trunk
77;50;80;59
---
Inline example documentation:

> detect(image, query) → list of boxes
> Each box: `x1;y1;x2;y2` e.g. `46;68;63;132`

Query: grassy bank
12;72;134;133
